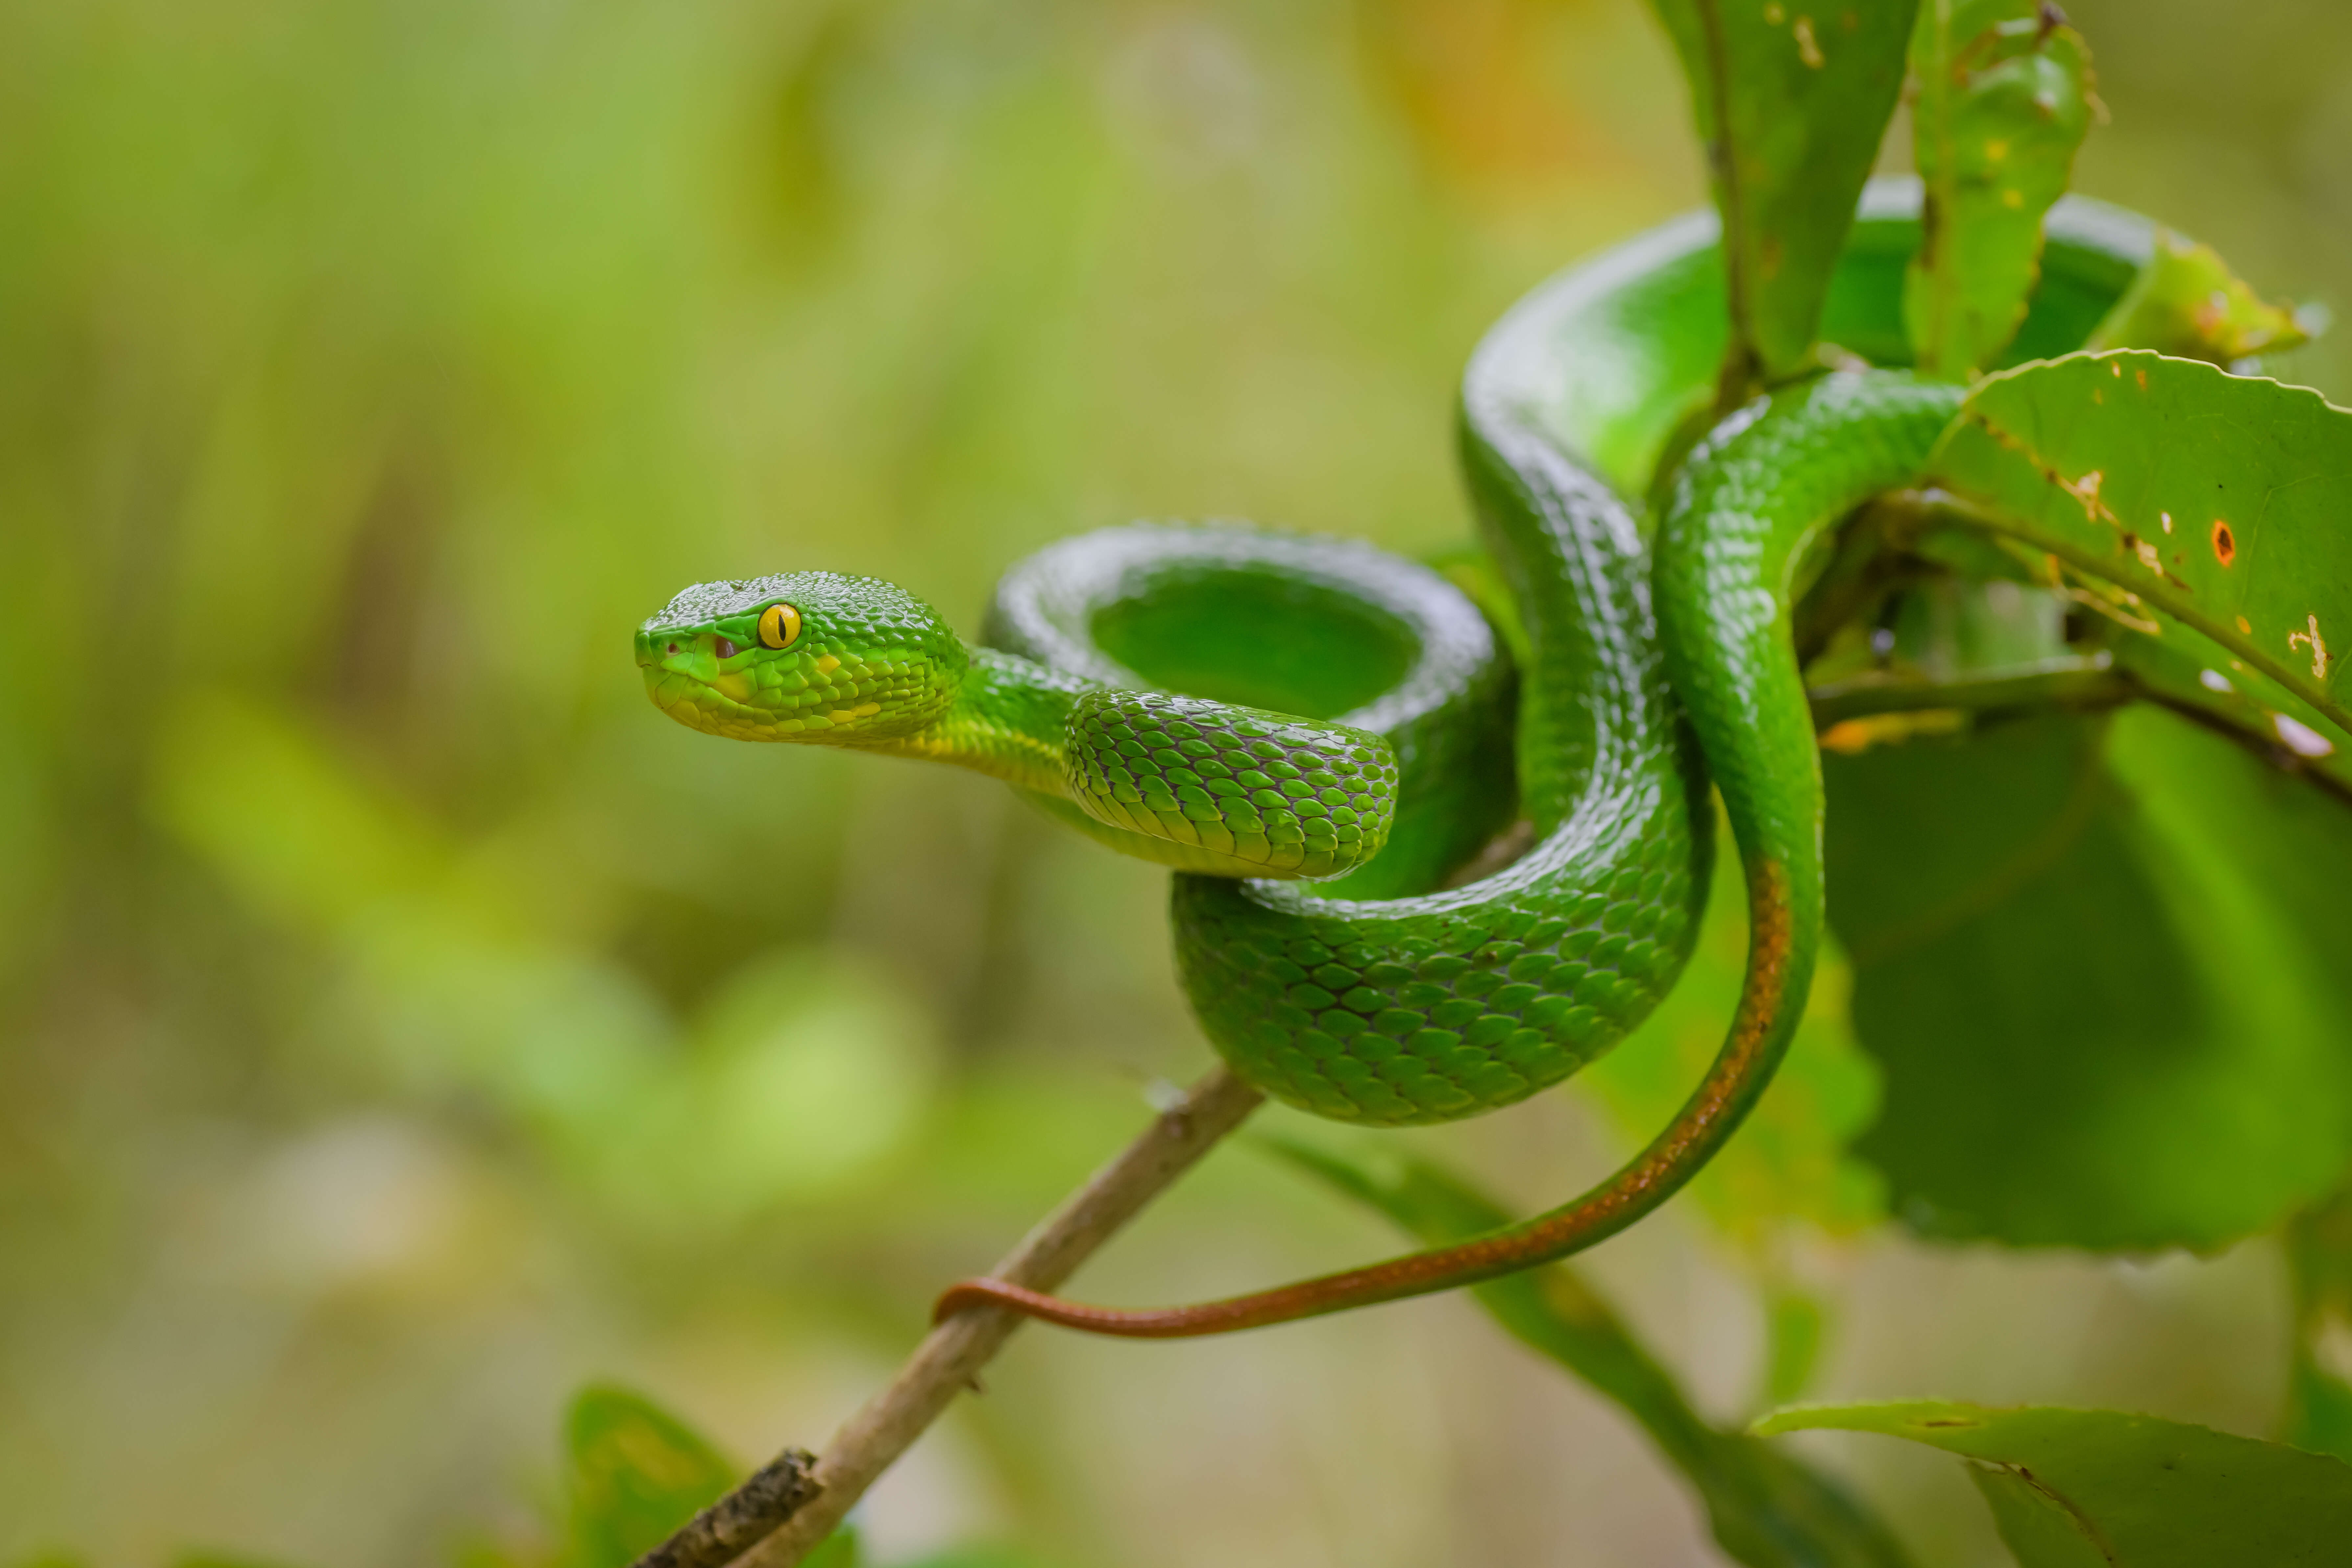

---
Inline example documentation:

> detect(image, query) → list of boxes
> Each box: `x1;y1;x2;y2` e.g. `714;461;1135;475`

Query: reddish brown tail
933;863;1805;1340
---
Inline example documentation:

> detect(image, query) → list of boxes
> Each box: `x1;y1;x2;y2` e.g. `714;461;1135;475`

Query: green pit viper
636;181;2154;1338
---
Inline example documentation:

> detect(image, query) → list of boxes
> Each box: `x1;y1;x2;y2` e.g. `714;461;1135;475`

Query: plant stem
1807;655;2130;727
631;1066;1266;1568
638;1452;823;1568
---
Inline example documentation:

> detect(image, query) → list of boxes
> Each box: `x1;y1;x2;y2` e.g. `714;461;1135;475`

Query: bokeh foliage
9;0;2352;1565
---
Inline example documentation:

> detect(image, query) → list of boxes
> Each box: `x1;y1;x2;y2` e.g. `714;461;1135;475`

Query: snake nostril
667;642;680;657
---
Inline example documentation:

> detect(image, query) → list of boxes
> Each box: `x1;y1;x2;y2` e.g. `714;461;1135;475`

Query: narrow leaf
2089;230;2313;365
1927;349;2352;741
1904;0;2097;379
1755;1401;2352;1565
1645;0;1921;385
1759;1287;1828;1410
565;1384;738;1568
1266;1137;1914;1568
2288;1185;2352;1464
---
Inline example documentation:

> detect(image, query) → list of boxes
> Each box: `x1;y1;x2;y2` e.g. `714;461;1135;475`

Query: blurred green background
6;1;2352;1564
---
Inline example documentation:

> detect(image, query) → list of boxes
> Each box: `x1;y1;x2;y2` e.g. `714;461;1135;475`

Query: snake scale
636;183;2152;1337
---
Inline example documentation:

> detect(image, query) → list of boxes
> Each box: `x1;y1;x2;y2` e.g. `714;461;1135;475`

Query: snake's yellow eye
758;603;802;650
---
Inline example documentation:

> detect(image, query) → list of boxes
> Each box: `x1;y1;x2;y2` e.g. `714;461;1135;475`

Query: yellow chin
643;668;893;743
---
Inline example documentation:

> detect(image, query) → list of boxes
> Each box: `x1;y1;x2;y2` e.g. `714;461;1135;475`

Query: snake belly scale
636;182;2151;1337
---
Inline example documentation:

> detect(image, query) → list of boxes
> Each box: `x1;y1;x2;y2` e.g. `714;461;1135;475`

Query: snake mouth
633;628;779;735
636;636;803;740
638;654;899;743
642;666;771;738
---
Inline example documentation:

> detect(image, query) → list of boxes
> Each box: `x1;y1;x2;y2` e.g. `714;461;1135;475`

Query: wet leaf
1825;708;2352;1248
1266;1138;1914;1568
1926;349;2352;742
564;1385;736;1568
1904;0;2097;379
2089;230;2313;365
1754;1401;2352;1565
1645;0;1921;384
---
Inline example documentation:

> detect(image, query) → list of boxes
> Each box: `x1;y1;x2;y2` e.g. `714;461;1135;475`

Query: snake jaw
637;570;965;745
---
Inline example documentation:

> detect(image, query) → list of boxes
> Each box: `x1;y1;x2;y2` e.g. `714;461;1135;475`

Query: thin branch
1807;654;2130;727
638;1451;823;1568
629;1065;1265;1568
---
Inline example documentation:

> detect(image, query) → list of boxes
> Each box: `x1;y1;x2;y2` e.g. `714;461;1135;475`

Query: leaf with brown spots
1754;1401;2352;1566
1644;0;1921;389
1903;0;2098;380
1927;349;2352;743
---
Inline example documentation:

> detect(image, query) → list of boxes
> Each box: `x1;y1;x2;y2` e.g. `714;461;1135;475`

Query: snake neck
865;644;1089;797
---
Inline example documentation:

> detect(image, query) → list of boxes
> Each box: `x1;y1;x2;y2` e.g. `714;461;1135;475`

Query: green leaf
2288;1185;2352;1464
1926;349;2352;742
1825;707;2352;1248
1966;1464;2113;1568
1265;1138;1914;1568
1754;1401;2352;1565
564;1384;738;1568
2100;618;2352;805
2089;230;2313;365
1831;350;2352;1247
1904;1;2097;379
803;1531;861;1568
1759;1286;1829;1410
1645;0;1921;385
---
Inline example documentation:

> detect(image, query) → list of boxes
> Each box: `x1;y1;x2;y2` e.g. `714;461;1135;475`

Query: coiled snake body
637;185;2150;1337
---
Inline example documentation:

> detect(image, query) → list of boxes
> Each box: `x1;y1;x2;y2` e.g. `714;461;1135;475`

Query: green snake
636;182;2151;1337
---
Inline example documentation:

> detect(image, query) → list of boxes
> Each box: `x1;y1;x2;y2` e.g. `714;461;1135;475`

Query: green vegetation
11;0;2352;1565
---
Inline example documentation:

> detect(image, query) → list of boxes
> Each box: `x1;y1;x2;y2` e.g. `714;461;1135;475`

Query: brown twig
635;1450;823;1568
627;1065;1265;1568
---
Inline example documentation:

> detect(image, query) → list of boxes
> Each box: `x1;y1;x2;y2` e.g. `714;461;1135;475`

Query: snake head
636;571;966;743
